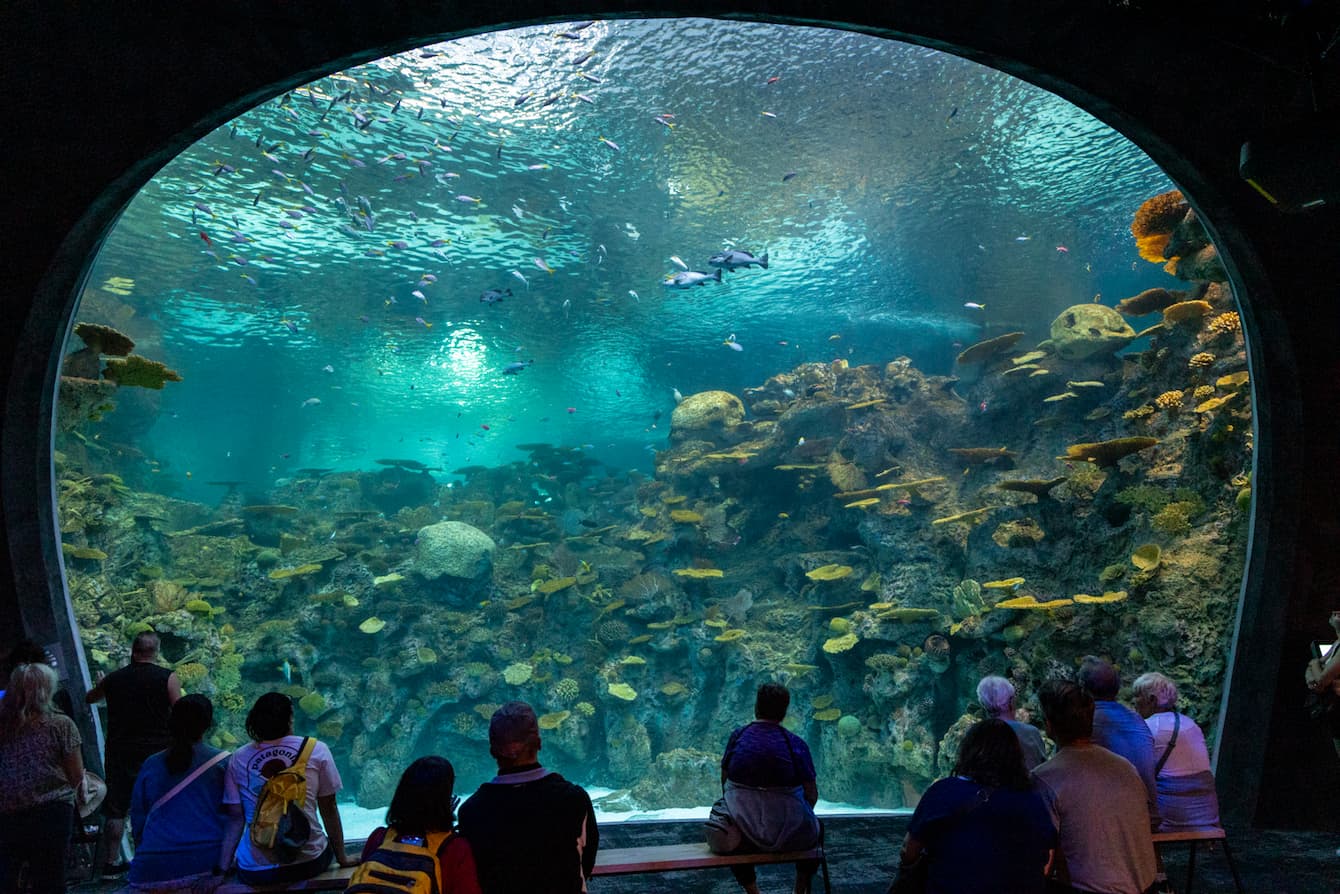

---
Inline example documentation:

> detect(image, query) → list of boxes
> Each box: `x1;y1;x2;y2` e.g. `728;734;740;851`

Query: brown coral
1115;288;1180;317
1057;437;1158;467
1205;312;1241;340
74;322;135;356
103;355;183;389
956;332;1025;366
1132;190;1189;262
1162;301;1213;325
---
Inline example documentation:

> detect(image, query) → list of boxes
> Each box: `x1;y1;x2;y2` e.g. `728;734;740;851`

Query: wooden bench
215;842;831;893
1152;828;1243;894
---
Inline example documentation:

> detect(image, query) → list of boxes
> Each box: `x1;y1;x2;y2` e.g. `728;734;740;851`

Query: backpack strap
290;737;316;775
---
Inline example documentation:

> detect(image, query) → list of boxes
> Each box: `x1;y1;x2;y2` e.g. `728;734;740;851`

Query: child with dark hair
218;691;354;886
128;694;230;891
351;756;481;893
894;719;1055;894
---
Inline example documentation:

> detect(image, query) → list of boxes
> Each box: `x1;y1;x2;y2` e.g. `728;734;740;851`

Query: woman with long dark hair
892;718;1056;894
127;694;230;891
349;756;481;893
0;662;86;892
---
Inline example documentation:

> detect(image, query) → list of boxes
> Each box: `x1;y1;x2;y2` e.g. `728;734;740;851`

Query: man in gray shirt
1033;679;1157;894
977;675;1050;770
1078;655;1159;828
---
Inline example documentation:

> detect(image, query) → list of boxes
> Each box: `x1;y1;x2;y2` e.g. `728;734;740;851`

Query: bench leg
1220;837;1245;894
1183;841;1197;894
819;857;831;894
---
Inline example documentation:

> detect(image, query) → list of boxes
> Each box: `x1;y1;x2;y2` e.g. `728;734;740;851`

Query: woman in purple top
895;719;1056;894
717;683;821;894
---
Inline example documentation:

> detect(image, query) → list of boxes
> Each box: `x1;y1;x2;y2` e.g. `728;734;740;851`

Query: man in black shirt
458;701;598;893
85;631;181;875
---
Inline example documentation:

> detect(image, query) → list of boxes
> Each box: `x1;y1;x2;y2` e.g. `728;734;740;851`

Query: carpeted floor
70;815;1340;892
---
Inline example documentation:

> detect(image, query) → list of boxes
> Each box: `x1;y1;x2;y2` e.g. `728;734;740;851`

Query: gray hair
976;675;1016;715
1132;672;1179;711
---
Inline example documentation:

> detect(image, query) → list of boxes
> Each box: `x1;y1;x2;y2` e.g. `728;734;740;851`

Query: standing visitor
86;630;182;875
0;663;87;892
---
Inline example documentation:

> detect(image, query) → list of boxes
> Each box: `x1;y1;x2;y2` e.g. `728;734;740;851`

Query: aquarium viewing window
56;19;1253;814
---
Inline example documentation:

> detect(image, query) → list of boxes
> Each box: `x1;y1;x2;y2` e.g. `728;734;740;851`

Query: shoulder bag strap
1153;713;1180;775
148;750;230;817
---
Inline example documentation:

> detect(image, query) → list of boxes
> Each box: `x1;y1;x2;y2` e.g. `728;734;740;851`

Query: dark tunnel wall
2;1;1339;828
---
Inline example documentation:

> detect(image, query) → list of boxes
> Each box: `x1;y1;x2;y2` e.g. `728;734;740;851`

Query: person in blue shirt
896;718;1057;894
718;683;821;894
1077;655;1160;829
128;694;230;891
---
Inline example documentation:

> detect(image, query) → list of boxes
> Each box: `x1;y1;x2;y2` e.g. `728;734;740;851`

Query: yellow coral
822;632;859;653
1073;591;1129;605
1155;390;1185;411
813;708;842;721
669;509;703;523
1193;385;1214;399
983;578;1025;589
608;682;638;701
1206;312;1241;338
373;573;404;587
358;617;386;634
1217;371;1250;389
674;568;724;579
806;564;853;581
269;563;322;580
1131;544;1162;570
1196;393;1241;413
538;711;571;730
1162;301;1213;325
535;576;577;594
714;629;747;643
1123;406;1155;420
931;508;993;526
1189;352;1215;369
844;498;881;509
811;694;835;709
994;595;1074;610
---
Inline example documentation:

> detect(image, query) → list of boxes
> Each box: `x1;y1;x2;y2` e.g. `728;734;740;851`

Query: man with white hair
977;675;1049;770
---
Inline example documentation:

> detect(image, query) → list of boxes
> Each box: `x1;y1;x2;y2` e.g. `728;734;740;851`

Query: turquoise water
62;20;1247;810
82;18;1170;497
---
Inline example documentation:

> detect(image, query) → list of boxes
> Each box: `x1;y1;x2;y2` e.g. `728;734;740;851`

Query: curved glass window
57;19;1252;817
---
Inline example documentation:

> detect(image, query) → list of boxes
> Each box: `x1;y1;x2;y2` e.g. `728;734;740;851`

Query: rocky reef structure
53;191;1249;810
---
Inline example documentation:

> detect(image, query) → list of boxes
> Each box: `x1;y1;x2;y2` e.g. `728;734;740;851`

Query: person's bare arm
85;671;106;704
218;804;245;875
802;779;818;807
61;747;84;791
898;832;924;867
166;671;183;704
317;793;357;867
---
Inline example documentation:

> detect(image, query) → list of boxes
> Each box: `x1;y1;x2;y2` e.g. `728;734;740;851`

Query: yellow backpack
250;737;317;861
345;828;453;894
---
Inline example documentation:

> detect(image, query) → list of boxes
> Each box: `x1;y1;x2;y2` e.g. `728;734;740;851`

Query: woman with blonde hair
1131;671;1221;832
0;662;87;891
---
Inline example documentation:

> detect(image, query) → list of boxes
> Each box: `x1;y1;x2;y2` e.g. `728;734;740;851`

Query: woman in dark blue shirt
895;718;1056;894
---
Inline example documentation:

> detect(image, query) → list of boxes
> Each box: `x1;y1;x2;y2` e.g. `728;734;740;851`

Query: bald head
131;631;161;661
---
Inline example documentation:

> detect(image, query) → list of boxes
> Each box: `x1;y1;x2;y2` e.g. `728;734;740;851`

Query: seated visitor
219;692;355;886
895;718;1056;894
976;674;1050;770
457;701;598;894
715;682;822;894
1077;655;1159;828
1033;679;1156;894
1131;672;1222;832
128;694;231;891
0;662;86;893
351;755;480;893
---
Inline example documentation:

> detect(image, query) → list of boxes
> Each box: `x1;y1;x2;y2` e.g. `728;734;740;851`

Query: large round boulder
670;390;745;442
1049;304;1136;361
414;520;495;581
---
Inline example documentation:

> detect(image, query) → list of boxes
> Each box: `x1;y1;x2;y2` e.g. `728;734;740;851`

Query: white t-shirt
223;735;342;871
1144;712;1212;778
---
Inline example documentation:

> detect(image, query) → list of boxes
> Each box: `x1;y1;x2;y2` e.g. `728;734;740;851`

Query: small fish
577;72;603;84
502;360;533;375
567;407;577;414
456;194;482;205
533;257;555;274
199;231;212;247
413;290;428;303
766;76;781;85
281;319;299;334
278;659;292;684
571;50;596;65
562;299;571;315
669;255;689;270
723;336;744;352
526;163;550;171
597;136;620;152
782;171;798;182
573;93;596;104
511;270;530;289
761;111;777;118
709;249;768;271
664;269;722;288
301;397;321;408
415;316;433;328
979;400;989;412
652;114;675;129
963;302;986;310
1056;245;1069;253
322;364;334;373
673;388;684;404
480;288;511;304
947;106;959;121
481;424;490;431
628;290;640;302
419;273;438;284
1014;235;1032;242
387;240;409;249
